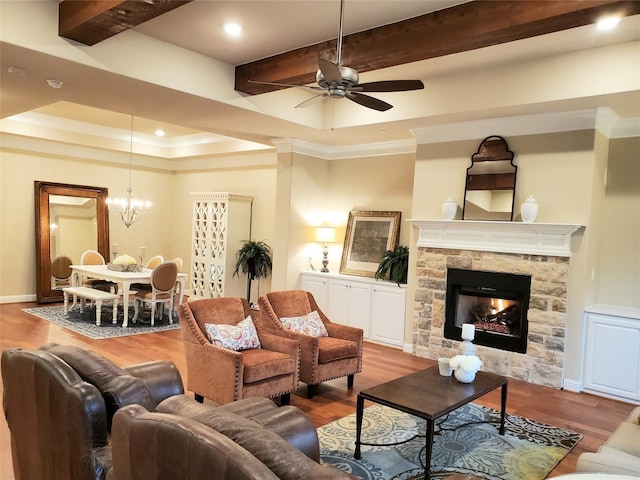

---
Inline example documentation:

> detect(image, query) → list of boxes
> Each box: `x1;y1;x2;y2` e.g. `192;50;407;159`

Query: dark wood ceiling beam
59;0;192;45
235;0;640;95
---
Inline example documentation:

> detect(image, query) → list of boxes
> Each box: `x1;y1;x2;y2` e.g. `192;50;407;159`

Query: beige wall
2;128;639;387
597;136;640;308
171;155;278;298
0;139;165;298
0;134;278;301
409;130;609;382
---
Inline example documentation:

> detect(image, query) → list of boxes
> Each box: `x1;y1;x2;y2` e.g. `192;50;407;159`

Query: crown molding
272;137;416;160
411;109;640;144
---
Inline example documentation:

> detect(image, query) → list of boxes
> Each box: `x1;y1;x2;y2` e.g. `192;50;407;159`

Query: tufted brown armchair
258;290;363;399
178;297;300;405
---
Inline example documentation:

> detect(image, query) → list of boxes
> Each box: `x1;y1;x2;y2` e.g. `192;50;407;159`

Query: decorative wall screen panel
190;193;253;299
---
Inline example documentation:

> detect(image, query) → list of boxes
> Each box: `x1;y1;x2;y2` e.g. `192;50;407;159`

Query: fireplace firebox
444;268;531;353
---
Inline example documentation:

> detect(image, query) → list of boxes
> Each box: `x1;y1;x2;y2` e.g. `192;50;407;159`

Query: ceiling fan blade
346;92;393;112
356;80;425;92
318;59;342;84
248;80;323;91
295;93;328;108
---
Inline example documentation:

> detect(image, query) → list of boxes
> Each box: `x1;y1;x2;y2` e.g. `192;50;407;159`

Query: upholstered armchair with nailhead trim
258;290;363;399
178;297;300;405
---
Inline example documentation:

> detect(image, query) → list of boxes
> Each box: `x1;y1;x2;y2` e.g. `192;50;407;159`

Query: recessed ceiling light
47;79;63;89
597;16;621;30
8;66;27;76
155;129;165;137
223;22;243;37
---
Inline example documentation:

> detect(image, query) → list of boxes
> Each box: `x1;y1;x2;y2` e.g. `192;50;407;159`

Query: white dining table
70;264;187;328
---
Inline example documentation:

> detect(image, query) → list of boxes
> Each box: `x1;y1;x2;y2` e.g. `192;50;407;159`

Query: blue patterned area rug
318;403;581;480
23;305;180;340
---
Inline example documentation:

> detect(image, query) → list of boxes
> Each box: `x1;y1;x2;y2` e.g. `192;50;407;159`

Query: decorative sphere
454;368;476;383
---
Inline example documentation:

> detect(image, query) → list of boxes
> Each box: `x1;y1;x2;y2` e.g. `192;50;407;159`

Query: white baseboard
403;343;413;353
562;377;582;392
1;294;37;304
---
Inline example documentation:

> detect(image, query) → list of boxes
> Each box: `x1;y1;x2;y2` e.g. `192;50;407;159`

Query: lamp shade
315;227;336;243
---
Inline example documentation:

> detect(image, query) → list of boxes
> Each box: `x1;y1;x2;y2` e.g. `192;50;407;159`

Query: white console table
582;304;640;403
300;271;406;348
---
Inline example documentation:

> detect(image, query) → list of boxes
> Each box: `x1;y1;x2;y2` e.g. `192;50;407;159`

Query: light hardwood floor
1;301;636;479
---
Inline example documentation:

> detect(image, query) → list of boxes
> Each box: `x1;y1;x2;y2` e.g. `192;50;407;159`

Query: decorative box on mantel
408;220;584;257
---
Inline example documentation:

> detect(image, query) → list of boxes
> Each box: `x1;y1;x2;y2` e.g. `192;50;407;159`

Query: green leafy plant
233;240;273;303
375;245;409;286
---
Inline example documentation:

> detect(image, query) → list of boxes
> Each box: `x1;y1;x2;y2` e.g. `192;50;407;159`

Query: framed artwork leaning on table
339;210;401;278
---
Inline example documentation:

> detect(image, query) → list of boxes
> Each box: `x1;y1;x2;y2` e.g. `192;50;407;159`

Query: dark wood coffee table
354;366;508;480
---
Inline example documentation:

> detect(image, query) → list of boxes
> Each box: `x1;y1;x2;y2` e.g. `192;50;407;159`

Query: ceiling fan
249;0;424;112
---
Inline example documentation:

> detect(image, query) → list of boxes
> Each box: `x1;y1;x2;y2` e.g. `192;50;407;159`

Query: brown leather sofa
110;402;356;480
2;344;354;480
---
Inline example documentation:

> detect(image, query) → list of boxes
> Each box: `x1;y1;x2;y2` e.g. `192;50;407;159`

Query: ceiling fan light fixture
248;0;424;112
316;65;358;89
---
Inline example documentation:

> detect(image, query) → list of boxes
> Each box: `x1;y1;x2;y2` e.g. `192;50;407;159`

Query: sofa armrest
259;331;300;358
124;360;184;407
325;323;363;343
577;447;640;476
182;340;244;403
249;405;320;462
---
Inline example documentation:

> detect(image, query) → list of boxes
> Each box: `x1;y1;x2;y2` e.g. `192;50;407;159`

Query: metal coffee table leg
354;394;364;459
425;418;434;479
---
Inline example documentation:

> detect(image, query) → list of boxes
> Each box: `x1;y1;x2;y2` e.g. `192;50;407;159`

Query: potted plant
233;240;273;305
375;245;409;286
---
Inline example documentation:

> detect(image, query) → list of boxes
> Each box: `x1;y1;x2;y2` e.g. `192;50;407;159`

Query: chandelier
107;116;151;228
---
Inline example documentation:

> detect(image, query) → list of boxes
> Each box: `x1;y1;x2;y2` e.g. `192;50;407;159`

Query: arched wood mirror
462;136;517;221
35;181;110;303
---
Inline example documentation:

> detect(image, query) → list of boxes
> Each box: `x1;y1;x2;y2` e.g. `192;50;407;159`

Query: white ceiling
1;1;639;159
135;0;471;65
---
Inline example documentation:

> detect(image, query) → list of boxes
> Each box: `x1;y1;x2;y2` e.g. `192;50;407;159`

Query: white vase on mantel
442;196;457;220
521;196;539;223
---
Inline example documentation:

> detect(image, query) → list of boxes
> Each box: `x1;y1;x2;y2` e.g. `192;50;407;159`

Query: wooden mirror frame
462;136;517;221
35;181;110;303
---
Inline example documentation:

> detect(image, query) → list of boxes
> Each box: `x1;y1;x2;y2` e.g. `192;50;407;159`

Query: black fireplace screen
445;268;531;353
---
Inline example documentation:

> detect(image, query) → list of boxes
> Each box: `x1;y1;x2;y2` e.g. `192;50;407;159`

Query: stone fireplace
409;220;582;388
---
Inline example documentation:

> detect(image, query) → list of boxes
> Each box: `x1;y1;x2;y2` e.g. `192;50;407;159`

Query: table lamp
315;227;336;273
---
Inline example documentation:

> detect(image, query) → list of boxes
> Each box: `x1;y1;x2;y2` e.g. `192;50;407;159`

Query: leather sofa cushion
40;343;155;422
241;348;295;384
154;400;352;480
111;405;280;480
317;337;358;364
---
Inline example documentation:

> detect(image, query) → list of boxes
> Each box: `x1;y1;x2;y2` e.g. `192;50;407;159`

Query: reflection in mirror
49;195;98;266
462;136;516;221
35;182;109;303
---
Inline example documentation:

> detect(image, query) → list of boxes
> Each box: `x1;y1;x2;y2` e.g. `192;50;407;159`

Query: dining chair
132;261;178;326
50;255;72;289
145;255;164;270
171;257;184;306
79;249;116;293
131;255;164;292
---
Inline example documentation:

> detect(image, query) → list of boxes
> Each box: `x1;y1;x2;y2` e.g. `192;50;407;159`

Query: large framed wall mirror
462;136;517;221
35;181;110;303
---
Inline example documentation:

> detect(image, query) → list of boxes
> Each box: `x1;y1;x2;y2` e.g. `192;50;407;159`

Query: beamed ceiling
58;0;640;96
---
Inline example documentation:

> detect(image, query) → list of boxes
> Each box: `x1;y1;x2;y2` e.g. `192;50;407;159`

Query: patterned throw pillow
280;310;328;337
205;316;261;351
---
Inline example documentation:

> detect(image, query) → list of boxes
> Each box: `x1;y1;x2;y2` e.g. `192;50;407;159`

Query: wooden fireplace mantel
408;220;584;257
